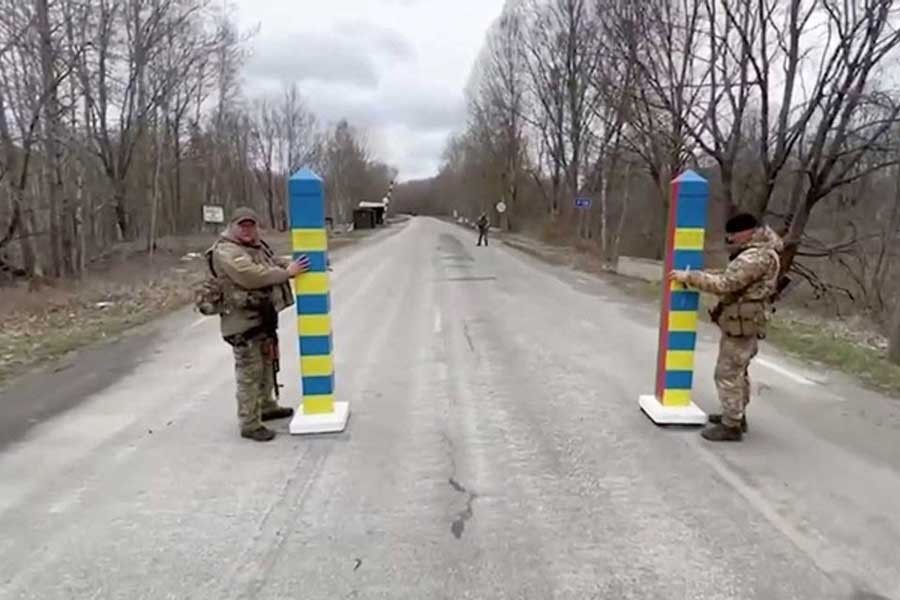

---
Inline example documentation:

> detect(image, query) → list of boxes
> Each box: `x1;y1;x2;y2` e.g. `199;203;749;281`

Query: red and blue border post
639;170;709;425
288;168;350;435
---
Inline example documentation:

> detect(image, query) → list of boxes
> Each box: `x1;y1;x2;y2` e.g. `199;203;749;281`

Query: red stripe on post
655;178;681;400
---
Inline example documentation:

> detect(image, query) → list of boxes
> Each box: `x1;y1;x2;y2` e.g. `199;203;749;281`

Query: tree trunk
599;169;609;260
21;190;41;277
113;181;128;241
611;162;632;265
779;197;813;278
36;0;72;276
43;162;62;277
172;128;183;234
266;175;277;230
148;125;163;258
75;173;86;275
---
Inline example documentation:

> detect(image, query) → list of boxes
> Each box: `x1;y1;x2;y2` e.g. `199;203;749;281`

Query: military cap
230;207;260;224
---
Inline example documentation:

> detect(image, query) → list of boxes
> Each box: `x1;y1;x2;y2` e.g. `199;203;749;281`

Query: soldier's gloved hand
287;256;311;277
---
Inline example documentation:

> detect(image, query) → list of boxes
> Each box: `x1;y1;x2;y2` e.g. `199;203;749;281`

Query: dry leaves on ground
0;258;207;388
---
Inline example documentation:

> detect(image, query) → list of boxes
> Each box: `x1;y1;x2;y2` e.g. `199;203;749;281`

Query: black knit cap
725;213;759;234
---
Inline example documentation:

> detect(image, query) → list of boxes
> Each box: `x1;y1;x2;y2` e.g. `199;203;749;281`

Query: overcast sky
233;0;505;182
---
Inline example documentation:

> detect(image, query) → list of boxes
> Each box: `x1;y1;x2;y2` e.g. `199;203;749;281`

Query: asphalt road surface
1;217;899;600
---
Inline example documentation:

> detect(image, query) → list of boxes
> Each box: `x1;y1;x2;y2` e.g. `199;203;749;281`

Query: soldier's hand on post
670;269;690;286
287;255;311;277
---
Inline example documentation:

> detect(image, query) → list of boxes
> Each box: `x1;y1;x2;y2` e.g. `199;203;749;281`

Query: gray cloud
235;0;505;179
332;20;416;61
375;85;465;131
248;31;381;88
246;22;414;90
264;78;464;138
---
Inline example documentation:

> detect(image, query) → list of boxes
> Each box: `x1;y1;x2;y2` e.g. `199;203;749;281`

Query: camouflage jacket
683;225;783;304
208;234;295;338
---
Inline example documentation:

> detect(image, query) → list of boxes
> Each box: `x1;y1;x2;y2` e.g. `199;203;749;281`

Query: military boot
707;413;748;433
261;407;294;421
700;423;743;442
241;425;276;442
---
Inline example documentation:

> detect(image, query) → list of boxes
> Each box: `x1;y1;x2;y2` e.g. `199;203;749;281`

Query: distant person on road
670;213;783;442
207;208;310;442
476;213;489;247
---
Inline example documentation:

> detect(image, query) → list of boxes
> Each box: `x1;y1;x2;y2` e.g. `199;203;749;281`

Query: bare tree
249;97;281;230
0;0;396;286
472;3;527;230
280;82;318;174
0;2;44;277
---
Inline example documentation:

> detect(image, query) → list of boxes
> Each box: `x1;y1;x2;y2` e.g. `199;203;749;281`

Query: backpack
194;245;225;316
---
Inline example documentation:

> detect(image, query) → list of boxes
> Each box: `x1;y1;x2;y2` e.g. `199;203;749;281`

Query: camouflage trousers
714;333;759;428
232;336;279;432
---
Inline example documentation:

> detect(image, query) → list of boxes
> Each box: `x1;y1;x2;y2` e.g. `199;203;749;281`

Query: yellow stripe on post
663;389;692;406
300;355;334;377
303;395;335;415
296;272;330;295
297;314;332;336
665;350;695;371
674;228;706;250
292;228;328;251
668;310;698;332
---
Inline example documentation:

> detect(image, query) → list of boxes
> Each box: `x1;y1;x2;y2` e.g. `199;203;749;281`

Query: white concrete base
289;401;350;435
639;394;707;426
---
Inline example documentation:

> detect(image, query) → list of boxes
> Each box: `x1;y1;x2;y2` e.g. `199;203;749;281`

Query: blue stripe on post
675;195;707;229
294;251;328;272
288;177;322;198
300;335;332;356
297;294;330;315
289;196;325;229
665;370;694;389
289;170;323;195
673;249;704;270
302;375;334;396
670;290;700;312
668;331;697;351
676;178;707;196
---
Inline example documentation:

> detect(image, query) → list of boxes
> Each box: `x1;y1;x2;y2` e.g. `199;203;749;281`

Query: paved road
1;217;899;600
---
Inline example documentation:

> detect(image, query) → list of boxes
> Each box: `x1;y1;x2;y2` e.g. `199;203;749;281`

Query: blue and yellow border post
639;170;709;425
288;168;350;434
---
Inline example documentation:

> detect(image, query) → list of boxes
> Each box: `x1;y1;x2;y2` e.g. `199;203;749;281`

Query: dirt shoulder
0;225;384;391
496;229;900;399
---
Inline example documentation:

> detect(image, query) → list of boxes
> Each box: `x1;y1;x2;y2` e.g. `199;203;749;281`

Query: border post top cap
673;169;707;184
290;168;322;181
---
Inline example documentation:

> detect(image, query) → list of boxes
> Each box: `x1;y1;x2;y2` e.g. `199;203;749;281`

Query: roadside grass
0;226;380;390
624;277;900;395
499;233;900;398
766;318;900;396
0;250;209;390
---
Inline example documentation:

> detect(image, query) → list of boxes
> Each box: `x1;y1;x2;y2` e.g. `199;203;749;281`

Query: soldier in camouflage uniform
208;208;310;442
671;213;783;442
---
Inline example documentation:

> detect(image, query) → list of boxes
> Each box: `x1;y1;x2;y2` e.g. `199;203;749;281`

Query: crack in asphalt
448;476;477;540
462;322;475;352
441;431;477;540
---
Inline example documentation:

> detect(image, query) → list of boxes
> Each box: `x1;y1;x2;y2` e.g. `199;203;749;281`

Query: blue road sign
575;197;592;209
